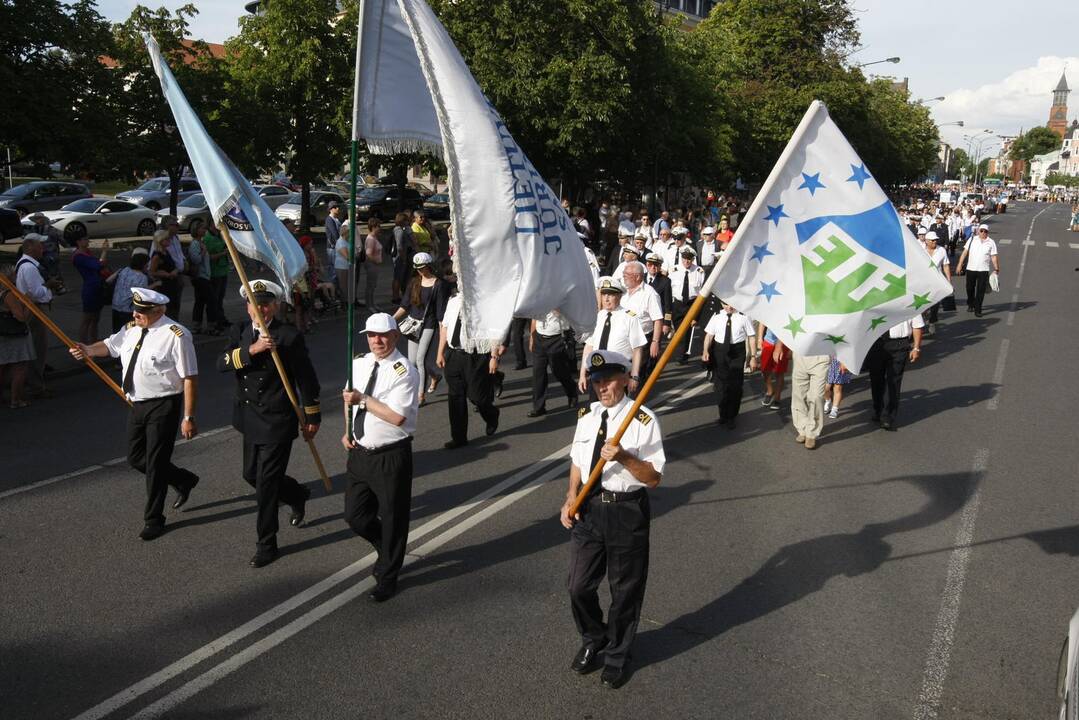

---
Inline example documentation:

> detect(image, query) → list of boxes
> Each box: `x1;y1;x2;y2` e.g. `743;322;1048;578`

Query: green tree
226;0;351;230
112;4;227;215
1044;172;1079;188
0;0;119;177
1009;126;1061;164
949;148;970;179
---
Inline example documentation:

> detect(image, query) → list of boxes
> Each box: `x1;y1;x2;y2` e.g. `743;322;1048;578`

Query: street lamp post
856;56;901;68
915;96;946;105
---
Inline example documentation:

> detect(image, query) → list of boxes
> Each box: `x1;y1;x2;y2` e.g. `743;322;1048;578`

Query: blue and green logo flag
711;101;953;371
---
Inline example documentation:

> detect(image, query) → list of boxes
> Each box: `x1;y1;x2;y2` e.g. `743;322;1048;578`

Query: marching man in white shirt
70;288;199;540
561;349;665;690
578;277;646;400
701;300;757;429
342;313;420;603
667;247;706;363
863;315;924;431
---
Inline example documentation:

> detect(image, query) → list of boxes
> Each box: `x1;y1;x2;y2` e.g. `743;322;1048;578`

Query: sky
98;0;1079;155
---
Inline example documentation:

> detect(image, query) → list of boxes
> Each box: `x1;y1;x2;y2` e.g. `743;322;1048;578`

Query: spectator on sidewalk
149;230;183;320
186;228;217;334
411;210;436;255
361;217;384;312
15;236;59;398
71;232;110;344
26;213;66;291
391;212;413;304
324;203;343;284
110;250;151;332
203;220;230;331
0;263;35;408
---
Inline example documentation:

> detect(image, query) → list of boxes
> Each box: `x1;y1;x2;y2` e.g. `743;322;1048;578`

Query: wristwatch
183;415;195;422
630;375;640;381
357;394;367;411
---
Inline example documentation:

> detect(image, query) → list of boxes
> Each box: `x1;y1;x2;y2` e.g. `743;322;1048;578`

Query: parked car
157;193;212;238
0;208;24;242
352;186;425;221
116;177;201;211
250;184;293;210
0;181;92;217
423;192;450;221
274;190;345;225
24;198;158;241
1058;607;1079;720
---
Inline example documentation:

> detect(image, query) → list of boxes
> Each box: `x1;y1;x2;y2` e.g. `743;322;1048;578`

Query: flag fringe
366;136;443;157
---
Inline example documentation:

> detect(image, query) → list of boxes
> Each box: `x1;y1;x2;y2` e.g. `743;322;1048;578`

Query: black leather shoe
527;408;546;418
600;665;628;689
485;409;500;436
871;414;881;425
139;525;165;541
249;547;279;568
881;419;896;431
289;486;311;527
568;395;579;410
172;475;199;509
444;439;469;449
725;418;737;430
570;645;603;675
493;371;505;398
369;583;396;603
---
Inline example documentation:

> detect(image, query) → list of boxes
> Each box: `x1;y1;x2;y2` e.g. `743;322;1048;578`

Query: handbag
399;281;437;341
0;291;27;337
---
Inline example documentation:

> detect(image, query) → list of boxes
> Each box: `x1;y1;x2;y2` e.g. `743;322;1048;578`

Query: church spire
1055;71;1070;93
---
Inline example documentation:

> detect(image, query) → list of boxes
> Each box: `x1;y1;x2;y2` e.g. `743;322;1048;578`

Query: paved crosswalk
993;238;1079;249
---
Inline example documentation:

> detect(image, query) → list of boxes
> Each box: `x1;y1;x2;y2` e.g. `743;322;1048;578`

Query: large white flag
144;34;308;290
354;0;596;343
712;101;954;370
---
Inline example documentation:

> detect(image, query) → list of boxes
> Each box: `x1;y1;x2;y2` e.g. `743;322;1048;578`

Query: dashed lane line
71;375;708;720
987;339;1010;411
997;238;1012;245
1045;241;1059;248
1070;243;1079;250
912;448;990;720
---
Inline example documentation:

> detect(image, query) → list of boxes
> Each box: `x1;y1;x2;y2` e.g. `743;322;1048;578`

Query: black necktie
451;314;462;348
681;271;690;303
598;311;612;350
122;328;149;396
720;312;733;353
354;361;380;443
587;409;609;491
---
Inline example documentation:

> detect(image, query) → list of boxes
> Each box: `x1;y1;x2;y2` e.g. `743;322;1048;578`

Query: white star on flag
710;100;954;371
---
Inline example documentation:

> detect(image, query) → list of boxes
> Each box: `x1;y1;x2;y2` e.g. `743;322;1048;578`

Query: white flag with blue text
712;100;954;371
143;34;307;290
352;0;597;345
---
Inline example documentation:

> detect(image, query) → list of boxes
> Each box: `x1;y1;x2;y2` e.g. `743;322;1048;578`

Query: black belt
591;488;646;503
133;392;182;404
447;347;486;356
354;436;413;455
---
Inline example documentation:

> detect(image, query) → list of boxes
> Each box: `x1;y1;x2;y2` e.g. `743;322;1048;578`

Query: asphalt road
2;200;1077;719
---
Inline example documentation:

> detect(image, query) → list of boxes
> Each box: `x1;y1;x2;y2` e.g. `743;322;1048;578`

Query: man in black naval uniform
561;349;665;690
218;279;321;568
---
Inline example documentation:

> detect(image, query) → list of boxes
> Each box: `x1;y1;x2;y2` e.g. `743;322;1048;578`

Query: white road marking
997;238;1012;245
912;448;989;720
0;426;232;502
1021;240;1035;246
1045;241;1059;248
1015;206;1049;291
71;376;708;720
987;339;1009;411
1006;293;1019;327
1070;243;1079;250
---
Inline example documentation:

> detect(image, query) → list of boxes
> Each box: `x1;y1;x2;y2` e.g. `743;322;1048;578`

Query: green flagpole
346;0;367;438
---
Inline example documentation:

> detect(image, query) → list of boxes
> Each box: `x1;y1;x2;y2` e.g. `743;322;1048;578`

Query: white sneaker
823;399;832;413
829;407;839;419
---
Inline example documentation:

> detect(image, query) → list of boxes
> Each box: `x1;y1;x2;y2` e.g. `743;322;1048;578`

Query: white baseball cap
360;312;399;334
925;231;938;241
412;251;433;267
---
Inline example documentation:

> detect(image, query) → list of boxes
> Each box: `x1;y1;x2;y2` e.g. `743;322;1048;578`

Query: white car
23;197;158;241
1059;607;1079;720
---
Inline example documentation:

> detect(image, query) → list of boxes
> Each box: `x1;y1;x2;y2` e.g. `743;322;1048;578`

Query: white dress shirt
704;310;755;344
929;246;949;273
104;316;197;401
963;236;998;272
348;348;419;449
536;310;569;337
150;236;186;272
583;247;600;284
699;239;720;267
15;256;52;304
440;294;469;350
887;314;925;339
668;263;706;303
570;394;665;492
586;307;646;358
621;284;663;336
661;242;690;270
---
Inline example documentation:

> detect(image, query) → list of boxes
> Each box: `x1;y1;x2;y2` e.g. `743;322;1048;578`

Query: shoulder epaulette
392;360;407;377
126;320;136;329
625;309;637;317
636;410;653;426
169;324;184;337
578;406;589;419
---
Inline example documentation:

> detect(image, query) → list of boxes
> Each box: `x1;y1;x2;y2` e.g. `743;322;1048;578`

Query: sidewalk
1;230;418;381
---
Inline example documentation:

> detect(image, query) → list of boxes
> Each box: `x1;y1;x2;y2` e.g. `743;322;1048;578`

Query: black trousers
711;341;746;421
444;349;499;443
211;275;229;325
568;491;651;670
127;394;197;526
242;439;306;550
508;317;530;367
864;336;909;423
344;441;413;587
671;299;695;357
191;276;217;326
531;333;577;412
965;270;990;313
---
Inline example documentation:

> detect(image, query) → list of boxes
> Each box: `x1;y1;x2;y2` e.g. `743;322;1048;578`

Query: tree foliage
1044;172;1079;188
1009;126;1061;164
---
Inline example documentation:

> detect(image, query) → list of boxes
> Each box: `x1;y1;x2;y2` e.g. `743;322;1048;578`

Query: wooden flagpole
0;272;131;407
217;224;333;492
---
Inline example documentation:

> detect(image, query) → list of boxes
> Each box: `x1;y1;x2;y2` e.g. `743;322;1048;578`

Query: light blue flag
711;100;954;371
143;34;307;289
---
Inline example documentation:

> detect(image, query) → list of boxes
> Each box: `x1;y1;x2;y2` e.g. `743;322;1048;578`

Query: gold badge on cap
591;353;604;368
252;280;267;292
132;290;143;303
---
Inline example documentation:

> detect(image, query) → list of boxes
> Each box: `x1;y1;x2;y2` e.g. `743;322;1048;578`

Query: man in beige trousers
791;353;830;449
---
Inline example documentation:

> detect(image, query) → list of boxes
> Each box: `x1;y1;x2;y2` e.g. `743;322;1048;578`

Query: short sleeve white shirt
348;349;419;449
668;263;705;302
104;316;197;400
621;284;663;335
15;256;52;304
887;314;925;339
963;236;997;272
587;307;646;357
704;311;755;344
570;395;665;492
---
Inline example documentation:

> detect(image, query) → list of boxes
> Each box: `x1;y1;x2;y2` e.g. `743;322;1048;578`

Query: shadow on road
633;470;979;670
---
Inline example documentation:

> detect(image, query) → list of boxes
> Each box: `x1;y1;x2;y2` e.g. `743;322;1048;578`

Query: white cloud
932;56;1079;150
